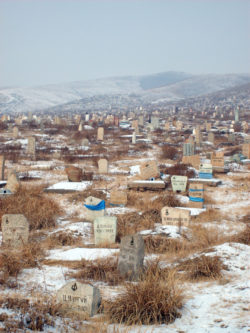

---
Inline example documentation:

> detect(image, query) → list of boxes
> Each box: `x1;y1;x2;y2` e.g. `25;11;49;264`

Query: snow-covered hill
0;72;250;113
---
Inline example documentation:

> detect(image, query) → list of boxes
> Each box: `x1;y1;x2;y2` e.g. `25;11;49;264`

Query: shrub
70;257;123;286
232;225;250;245
161;145;178;160
177;255;225;281
104;266;183;325
163;163;196;178
0;185;62;230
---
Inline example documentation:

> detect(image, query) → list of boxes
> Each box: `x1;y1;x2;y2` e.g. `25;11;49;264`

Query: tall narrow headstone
118;234;144;280
13;126;19;138
189;183;204;208
97;127;104;141
27;137;36;157
132;132;136;144
183;143;195;156
208;132;215;144
5;170;20;193
0;155;5;180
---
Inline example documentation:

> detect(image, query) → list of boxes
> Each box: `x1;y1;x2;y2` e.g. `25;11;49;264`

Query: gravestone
83;196;105;222
165;122;170;131
195;127;202;146
211;152;224;167
13;126;19;138
242;143;250;159
183;143;195;156
161;207;190;227
78;122;83;132
208;132;215;144
27;137;36;156
56;282;101;317
97;127;104;141
171;175;188;192
65;166;83;182
132;132;136;144
118;234;144;280
1;214;29;247
5;170;20;193
98;159;108;173
0;155;5;180
199;163;213;179
206;123;211;132
151;116;159;129
188;135;194;145
114;116;119;127
110;190;127;206
139;161;159;180
94;216;117;245
182;155;200;169
189;183;204;208
176;121;183;131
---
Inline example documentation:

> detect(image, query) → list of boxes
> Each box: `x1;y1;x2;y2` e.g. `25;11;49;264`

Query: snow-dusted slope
1;72;250;113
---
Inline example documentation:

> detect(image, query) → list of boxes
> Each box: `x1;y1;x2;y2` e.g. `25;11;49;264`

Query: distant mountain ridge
0;71;250;113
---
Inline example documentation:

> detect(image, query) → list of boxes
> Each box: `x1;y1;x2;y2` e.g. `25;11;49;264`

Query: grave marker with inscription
118;234;144;280
189;183;204;208
171;175;188;192
161;207;190;227
110;190;127;206
56;282;101;317
199;163;213;179
83;196;105;222
94;216;117;245
5;170;20;193
1;214;29;247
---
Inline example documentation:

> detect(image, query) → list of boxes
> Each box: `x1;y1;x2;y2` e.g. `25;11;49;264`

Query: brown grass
45;231;83;249
68;189;106;204
161;145;178;160
193;208;226;223
0;243;45;286
70;256;124;286
0;185;62;230
103;264;183;325
0;295;60;331
162;163;196;178
231;224;250;245
177;255;225;281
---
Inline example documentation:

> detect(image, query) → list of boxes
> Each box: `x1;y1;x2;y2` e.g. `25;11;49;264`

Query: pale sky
0;0;249;87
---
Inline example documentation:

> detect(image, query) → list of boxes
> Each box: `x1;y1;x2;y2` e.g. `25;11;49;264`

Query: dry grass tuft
45;231;82;249
0;243;45;286
70;256;124;286
177;255;225;281
0;295;60;331
0;185;62;230
68;189;106;204
231;224;250;245
161;145;178;160
162;163;196;178
144;235;185;254
103;264;183;325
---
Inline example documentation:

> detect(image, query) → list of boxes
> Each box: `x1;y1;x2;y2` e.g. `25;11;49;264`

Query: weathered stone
132;132;136;144
65;166;83;182
0;155;5;180
5;170;20;193
208;132;215;144
161;207;190;227
98;159;108;173
56;282;101;318
183;143;195;156
171;175;188;192
97;127;104;141
94;216;117;245
1;214;29;247
13;126;19;138
242;143;250;159
139;161;159;180
27;137;36;156
118;234;144;280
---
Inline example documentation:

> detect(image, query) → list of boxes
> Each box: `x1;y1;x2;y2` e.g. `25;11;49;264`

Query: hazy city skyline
0;0;249;87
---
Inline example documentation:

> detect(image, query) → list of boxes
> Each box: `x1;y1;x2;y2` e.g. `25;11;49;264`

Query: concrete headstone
56;282;101;317
171;175;188;192
1;214;29;247
94;216;117;245
161;207;190;227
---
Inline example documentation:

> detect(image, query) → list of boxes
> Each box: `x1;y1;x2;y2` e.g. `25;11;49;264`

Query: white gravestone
94;216;117;245
1;214;29;247
171;175;188;192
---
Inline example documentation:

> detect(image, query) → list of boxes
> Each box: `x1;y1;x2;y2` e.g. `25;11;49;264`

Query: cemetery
0;106;249;332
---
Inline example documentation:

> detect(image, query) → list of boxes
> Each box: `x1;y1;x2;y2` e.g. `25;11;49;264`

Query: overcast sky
0;0;249;87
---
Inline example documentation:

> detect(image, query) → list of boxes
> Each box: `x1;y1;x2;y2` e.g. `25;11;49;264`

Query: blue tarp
84;200;105;211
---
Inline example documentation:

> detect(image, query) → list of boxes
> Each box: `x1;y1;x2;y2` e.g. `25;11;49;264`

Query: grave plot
0;110;249;333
